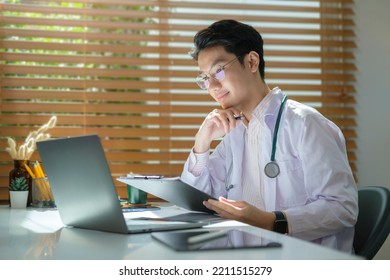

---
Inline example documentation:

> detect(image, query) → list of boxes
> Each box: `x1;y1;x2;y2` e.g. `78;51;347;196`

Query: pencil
33;161;45;178
34;178;52;201
24;163;36;179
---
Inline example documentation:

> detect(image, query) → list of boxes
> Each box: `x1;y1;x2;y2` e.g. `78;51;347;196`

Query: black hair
190;19;265;80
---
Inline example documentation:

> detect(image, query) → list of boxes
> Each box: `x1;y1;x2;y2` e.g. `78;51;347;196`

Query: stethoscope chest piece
264;161;280;178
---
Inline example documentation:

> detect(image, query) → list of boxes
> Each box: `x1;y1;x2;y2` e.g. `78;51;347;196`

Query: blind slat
3;16;355;37
1;90;356;103
1;53;356;68
4;2;353;26
1;65;356;82
2;41;356;57
1;28;356;46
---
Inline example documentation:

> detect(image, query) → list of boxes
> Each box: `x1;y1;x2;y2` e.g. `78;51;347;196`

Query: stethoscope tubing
225;94;288;190
270;94;288;162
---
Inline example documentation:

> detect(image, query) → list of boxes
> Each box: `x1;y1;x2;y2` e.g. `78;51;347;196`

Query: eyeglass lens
196;67;226;90
195;57;238;90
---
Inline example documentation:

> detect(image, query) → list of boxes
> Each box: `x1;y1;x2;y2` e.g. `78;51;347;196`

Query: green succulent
9;177;29;191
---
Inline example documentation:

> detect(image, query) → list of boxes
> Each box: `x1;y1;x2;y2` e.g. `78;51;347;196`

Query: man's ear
247;51;260;72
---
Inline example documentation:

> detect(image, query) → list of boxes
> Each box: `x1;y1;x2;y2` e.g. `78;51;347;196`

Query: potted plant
9;176;30;208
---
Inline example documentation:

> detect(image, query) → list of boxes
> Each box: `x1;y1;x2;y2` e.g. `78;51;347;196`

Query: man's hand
194;109;246;153
203;197;275;231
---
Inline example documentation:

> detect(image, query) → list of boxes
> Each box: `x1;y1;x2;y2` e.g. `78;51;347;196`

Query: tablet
117;176;216;213
151;229;282;251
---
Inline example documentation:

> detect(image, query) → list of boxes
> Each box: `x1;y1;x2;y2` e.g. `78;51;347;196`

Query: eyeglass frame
195;56;241;90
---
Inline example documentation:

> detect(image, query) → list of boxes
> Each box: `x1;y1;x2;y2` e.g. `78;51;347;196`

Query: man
180;19;358;252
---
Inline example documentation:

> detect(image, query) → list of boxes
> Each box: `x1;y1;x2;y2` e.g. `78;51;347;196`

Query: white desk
0;204;360;260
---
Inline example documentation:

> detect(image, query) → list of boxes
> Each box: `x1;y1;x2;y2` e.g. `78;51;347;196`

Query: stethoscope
225;95;288;191
263;94;287;178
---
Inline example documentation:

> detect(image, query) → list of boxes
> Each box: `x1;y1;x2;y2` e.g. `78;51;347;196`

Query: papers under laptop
36;134;218;234
116;175;225;225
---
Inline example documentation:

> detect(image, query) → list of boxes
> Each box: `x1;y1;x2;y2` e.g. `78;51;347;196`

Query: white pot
9;191;29;209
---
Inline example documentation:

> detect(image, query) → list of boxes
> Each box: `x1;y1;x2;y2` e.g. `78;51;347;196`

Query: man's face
197;46;251;110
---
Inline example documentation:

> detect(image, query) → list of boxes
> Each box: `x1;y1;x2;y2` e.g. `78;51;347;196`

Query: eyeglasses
195;56;240;90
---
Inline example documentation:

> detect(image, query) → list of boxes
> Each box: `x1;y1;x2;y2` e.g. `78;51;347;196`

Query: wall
355;0;390;259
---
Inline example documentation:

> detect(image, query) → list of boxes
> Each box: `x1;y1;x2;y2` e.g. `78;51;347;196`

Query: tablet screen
151;229;282;251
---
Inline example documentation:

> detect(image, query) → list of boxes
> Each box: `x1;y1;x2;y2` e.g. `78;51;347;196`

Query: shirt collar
251;87;283;121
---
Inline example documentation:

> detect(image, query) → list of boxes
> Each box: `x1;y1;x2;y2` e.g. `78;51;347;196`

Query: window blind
0;0;356;202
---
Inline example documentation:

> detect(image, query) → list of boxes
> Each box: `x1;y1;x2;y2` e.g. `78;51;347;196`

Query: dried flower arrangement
6;116;57;160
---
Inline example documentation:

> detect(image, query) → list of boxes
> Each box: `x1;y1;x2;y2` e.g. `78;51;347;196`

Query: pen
127;175;163;179
187;231;227;244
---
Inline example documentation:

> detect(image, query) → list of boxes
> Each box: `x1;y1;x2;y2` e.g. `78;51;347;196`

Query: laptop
36;134;206;234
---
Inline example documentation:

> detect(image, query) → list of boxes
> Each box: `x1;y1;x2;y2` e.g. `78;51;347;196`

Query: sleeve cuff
188;148;209;176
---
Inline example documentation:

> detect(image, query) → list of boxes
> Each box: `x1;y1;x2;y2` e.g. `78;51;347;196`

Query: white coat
181;88;358;252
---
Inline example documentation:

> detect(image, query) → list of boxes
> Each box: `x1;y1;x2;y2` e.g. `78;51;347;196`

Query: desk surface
0;204;360;260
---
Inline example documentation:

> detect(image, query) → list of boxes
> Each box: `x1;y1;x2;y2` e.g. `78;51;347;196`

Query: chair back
353;186;390;259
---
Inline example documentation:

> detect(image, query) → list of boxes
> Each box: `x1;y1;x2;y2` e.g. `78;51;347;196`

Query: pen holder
127;184;147;204
31;178;56;208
